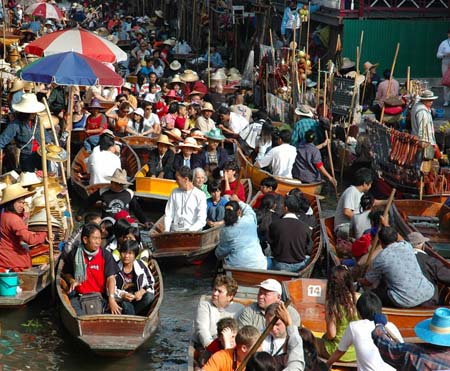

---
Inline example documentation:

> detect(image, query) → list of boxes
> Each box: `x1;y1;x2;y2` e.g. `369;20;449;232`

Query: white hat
257;279;282;295
419;90;438;101
295;104;314;118
19;172;42;187
169;60;181;71
12;93;45;113
133;107;144;117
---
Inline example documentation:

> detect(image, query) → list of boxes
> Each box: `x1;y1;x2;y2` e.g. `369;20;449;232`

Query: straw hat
363;61;379;72
28;208;62;228
295;104;314;118
180;69;199;82
37;111;59;129
227;73;242;83
155;10;164;18
211;70;227;81
190;131;207;141
163;38;176;47
345;71;365;85
205;127;225;141
37;144;67;162
168;75;186;88
419;90;438;101
95;27;110;37
23;81;35;92
178;137;201;149
228;67;240;75
106;34;119;45
408;232;430;246
156;134;174;147
105;168;132;185
0;183;35;205
169;60;181;71
341;57;355;70
165;128;183;142
415;308;450;346
188;90;204;97
201;102;215;112
12;93;45;113
19;172;42;187
10;79;25;93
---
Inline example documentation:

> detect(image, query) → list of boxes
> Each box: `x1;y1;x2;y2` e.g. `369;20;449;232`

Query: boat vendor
164;166;207;232
87;132;121;185
411;90;439;149
0;184;47;271
62;223;121;316
0;93;52;172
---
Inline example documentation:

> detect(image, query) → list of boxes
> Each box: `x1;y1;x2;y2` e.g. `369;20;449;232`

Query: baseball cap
257;279;282;295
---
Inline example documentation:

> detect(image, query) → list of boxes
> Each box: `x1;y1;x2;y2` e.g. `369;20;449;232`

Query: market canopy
24;28;127;63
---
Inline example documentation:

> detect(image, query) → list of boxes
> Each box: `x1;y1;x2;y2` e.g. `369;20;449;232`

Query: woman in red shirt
83;99;108;152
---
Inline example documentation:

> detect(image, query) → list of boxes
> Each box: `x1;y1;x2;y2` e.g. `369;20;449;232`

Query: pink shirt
376;79;400;103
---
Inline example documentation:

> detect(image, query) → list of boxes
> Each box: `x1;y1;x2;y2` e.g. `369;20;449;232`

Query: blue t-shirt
206;197;227;222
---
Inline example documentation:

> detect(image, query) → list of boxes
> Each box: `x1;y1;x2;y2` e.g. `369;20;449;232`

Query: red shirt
222;179;246;202
86;114;107;136
76;248;106;295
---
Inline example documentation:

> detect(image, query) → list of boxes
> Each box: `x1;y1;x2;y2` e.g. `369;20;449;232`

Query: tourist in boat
268;194;313;272
410;231;450;305
359;226;435;308
83;99;108;153
114;240;154;316
144;134;175;179
0;184;47;271
127;107;146;135
350;193;375;240
411;90;439;147
173;137;203;172
299;327;328;371
141;101;161;136
217;106;249;138
287;188;316;229
164;166;207;232
351;210;384;265
230;93;252;123
0;93;51;171
196;102;216;133
65;212;102;254
253;122;274;163
200;317;238;358
221;161;246;202
206;180;227;229
256;193;282;255
216;197;266;270
252;177;284;213
194;275;244;350
105;100;133;137
255;130;297;178
87;132;121;185
327;291;403;370
292;129;337;187
201;128;229;171
238;279;300;332
61;223;121;316
372;308;450;370
201;325;260;371
193;167;210;198
316;265;358;363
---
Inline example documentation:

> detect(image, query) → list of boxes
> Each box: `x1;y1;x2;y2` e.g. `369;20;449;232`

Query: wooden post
207;30;211;88
406;66;411;95
316;59;321;109
358;30;364;73
419;176;424;201
325;131;337;197
38;115;56;299
380;43;400;124
305;2;311;58
65;86;74;178
291;25;297;105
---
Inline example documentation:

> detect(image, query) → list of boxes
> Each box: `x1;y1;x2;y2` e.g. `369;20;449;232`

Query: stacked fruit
299;5;309;22
297;50;312;82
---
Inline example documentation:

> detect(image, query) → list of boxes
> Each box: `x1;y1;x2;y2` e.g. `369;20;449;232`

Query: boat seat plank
79;335;145;350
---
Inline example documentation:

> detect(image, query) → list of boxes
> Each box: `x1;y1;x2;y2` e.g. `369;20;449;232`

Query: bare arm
107;275;122;315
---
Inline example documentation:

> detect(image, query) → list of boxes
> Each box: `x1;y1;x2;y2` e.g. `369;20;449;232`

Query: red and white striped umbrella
24;28;128;63
25;2;64;20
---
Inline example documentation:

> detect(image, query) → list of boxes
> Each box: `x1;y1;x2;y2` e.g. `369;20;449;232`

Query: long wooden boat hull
149;216;221;264
236;146;323;195
121;136;155;166
57;259;163;356
0;266;51;308
70;139;141;200
224;191;323;286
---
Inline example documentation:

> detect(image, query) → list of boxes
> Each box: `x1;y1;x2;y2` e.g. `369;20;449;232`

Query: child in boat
316;265;358;363
114;240;155;316
327;291;403;370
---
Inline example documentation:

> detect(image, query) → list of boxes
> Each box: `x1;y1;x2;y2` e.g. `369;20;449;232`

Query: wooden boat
321;215;450;340
0;265;52;307
121;135;155;166
235;146;323;196
70;139;141;199
223;191;323;286
57;258;163;356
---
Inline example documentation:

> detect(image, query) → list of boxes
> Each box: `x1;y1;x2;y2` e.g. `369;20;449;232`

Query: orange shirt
203;349;242;371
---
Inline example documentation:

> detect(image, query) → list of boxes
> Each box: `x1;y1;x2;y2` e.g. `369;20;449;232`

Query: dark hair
260;177;278;191
379;226;398;246
207;180;222;194
217;317;238;335
115;93;127;102
368;209;383;227
279;129;291;144
81;223;102;239
284;194;300;213
305;129;315;143
100;218;115;240
288;188;310;213
299;328;328;371
223;160;240;173
353;168;373;186
359;193;375;212
213;275;238;297
326;265;357;324
224;200;240;226
114;218;132;239
128;226;141;243
260;193;277;211
356;291;382;320
84;212;101;224
246;352;276;371
142;100;153;109
217;106;231;116
264;303;279;318
176;166;193;181
168;101;178;114
383;69;391;79
99;133;115;151
118;239;140;256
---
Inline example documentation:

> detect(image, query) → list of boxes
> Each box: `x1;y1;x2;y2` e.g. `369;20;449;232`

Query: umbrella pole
42;98;59;145
38;116;56;301
66;86;74;179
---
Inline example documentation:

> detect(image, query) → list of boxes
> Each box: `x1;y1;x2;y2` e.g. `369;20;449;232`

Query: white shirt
141;113;160;134
338;320;403;371
411;102;436;145
87;150;121;185
164;186;207;232
257;143;297;178
437;38;450;63
262;335;286;356
228;112;249;134
334;185;363;229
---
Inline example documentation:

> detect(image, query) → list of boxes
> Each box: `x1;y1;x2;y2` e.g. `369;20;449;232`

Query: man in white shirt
87;133;121;185
164;166;207;232
217;106;249;137
256;130;297;178
411;90;438;146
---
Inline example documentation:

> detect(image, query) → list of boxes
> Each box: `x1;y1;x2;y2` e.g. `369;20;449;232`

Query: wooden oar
325;131;338;198
365;188;396;268
316;59;321;109
235;299;291;371
379;43;400;124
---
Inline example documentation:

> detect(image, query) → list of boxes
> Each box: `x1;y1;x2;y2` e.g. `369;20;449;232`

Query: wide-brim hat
155;10;164;18
180;69;199;82
95;27;109;37
415;308;450;346
163;90;182;101
227;73;242;82
177;137;201;149
37;111;59;129
228;67;240;75
88;99;104;110
0;183;35;205
12;93;45;113
19;171;42;187
190;131;207;141
156;134;174;147
419;90;438;101
345;71;365;85
295;104;314;118
28;208;62;228
201;102;215;112
169;60;181;71
188;90;204;97
363;61;379;72
205;127;225;141
168;75;186;88
211;71;227;81
105;168;132;185
37;144;67;162
163;38;176;47
165;128;183;142
408;232;430;246
10;79;25;93
23;81;35;92
341;57;356;70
